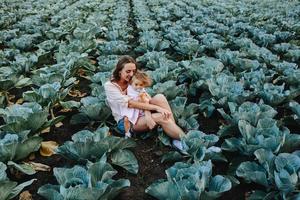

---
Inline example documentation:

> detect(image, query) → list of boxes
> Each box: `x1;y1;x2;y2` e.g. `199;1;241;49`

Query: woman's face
120;63;136;83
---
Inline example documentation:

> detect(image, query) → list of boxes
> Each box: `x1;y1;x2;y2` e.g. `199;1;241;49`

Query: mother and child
104;55;184;150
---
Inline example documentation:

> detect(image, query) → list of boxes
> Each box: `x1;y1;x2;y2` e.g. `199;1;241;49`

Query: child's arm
139;92;151;103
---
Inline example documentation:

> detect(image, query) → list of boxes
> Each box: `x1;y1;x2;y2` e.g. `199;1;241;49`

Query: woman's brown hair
112;55;137;81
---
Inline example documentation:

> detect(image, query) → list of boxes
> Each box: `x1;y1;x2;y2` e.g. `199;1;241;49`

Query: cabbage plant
222;116;300;156
162;130;226;163
70;96;111;124
97;40;130;55
217;101;277;137
169;97;200;131
236;149;300;199
97;55;119;72
146;160;232;200
136;51;168;70
147;81;186;101
0;162;36;200
218;101;277;127
38;155;130;200
259;83;291;106
288;101;300;123
0;67;31;106
0;131;42;162
0;102;56;133
207;73;253;106
178;57;224;96
283;101;300;126
23;82;70;109
30;63;76;87
135;30;170;53
56;126;138;174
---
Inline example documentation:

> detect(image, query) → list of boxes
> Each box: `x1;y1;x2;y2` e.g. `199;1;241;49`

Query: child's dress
120;84;145;125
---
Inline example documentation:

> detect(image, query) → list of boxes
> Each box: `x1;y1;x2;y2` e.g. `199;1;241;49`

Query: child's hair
132;70;152;87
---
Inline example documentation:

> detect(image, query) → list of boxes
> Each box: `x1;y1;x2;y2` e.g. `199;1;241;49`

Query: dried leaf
16;98;24;104
90;59;97;65
41;127;50;134
59;108;73;113
78;68;89;79
28;153;35;160
55;122;63;128
40;141;59;157
19;190;32;200
78;68;86;76
8;94;15;101
95;38;106;44
27;161;51;172
68;89;87;97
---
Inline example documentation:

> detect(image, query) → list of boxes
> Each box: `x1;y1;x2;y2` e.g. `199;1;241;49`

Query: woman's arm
128;99;158;111
128;99;171;119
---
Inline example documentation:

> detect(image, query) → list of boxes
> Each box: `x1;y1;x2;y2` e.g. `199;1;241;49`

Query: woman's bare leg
133;113;184;139
150;94;175;122
132;116;150;132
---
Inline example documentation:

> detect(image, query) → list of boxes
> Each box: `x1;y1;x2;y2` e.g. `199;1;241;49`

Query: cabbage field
1;0;300;199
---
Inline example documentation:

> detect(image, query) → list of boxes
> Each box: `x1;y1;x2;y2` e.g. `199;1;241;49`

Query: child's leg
124;116;132;138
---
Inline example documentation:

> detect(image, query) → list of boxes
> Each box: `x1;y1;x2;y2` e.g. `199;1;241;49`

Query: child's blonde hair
132;70;152;87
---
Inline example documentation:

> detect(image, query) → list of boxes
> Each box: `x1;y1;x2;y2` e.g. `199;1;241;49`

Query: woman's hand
156;107;171;120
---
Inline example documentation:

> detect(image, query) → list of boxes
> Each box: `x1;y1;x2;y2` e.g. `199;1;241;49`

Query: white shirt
104;81;144;125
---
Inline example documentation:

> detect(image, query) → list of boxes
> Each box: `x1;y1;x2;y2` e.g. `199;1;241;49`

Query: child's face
131;77;144;91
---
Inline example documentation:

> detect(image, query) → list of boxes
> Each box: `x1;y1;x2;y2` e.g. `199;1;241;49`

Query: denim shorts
117;117;133;135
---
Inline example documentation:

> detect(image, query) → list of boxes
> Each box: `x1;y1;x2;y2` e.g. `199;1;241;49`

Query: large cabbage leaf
146;160;231;200
38;154;130;200
237;149;300;199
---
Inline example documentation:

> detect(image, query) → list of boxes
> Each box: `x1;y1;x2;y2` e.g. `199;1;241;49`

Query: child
119;70;152;138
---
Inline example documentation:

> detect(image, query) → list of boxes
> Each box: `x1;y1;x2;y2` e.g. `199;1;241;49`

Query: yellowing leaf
59;108;73;113
55;122;63;128
19;191;33;200
29;153;35;161
41;127;50;134
68;89;87;97
8;94;15;101
27;161;51;172
40;141;59;157
95;38;106;44
16;98;24;104
90;59;97;65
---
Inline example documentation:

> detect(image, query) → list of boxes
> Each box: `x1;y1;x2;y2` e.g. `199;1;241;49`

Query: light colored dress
104;81;144;125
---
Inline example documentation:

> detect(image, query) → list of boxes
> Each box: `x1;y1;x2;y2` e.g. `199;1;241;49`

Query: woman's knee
150;93;167;104
152;113;172;125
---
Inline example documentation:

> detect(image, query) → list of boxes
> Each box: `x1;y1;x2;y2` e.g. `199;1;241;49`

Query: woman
104;55;184;149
